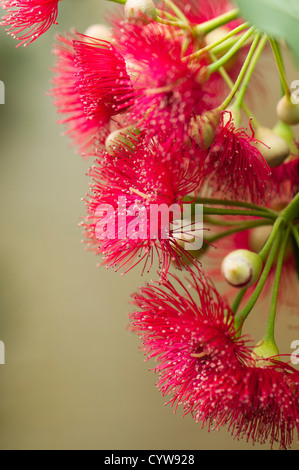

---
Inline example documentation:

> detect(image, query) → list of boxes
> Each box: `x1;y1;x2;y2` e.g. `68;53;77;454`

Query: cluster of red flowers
1;0;299;450
131;269;299;449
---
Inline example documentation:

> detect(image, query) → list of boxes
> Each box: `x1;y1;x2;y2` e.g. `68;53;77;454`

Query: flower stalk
264;226;292;344
192;8;240;37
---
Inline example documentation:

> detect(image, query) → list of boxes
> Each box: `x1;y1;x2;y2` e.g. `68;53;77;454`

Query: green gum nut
189;109;221;149
124;0;157;23
252;339;280;365
221;249;263;289
276;95;299;126
105;126;141;154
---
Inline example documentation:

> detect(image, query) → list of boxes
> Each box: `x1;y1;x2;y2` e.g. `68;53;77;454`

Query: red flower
50;31;116;156
221;359;299;449
110;21;219;145
0;0;60;47
130;268;299;449
49;31;130;156
73;35;135;125
82;138;203;276
204;112;271;203
172;0;268;107
174;0;238;27
271;156;299;199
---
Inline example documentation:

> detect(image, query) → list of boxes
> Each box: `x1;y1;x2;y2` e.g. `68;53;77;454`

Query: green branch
264;226;291;344
234;228;283;330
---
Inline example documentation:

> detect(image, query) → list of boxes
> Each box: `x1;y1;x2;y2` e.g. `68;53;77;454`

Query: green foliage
235;0;299;65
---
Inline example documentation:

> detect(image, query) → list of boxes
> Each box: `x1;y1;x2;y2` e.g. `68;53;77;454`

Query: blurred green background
0;0;298;450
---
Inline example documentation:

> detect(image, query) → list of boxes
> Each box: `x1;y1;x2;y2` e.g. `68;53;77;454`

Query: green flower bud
188;109;221;149
105;126;141;154
276;95;299;126
124;0;157;24
221;249;263;288
252;339;280;367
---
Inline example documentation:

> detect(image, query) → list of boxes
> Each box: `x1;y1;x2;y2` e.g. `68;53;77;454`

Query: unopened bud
276;95;299;126
189;109;221;149
105;126;141;153
124;0;157;24
253;126;290;167
222;106;241;127
221;249;263;288
84;24;113;43
252;339;279;366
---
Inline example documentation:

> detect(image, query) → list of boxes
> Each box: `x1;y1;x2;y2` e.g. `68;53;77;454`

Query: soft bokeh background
0;0;298;450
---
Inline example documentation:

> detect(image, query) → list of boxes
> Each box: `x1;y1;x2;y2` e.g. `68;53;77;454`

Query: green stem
203;207;276;220
204;215;246;227
234;33;268;109
269;37;291;99
193;8;240;36
234;228;283;330
212;30;252;56
156;16;188;29
291;225;299;249
258;217;284;261
192;196;277;216
232;193;299;324
164;0;189;23
210;52;259;126
218;32;261;111
264;226;291;343
280;191;299;223
231;218;283;314
208;27;255;75
184;22;250;61
274;40;288;98
206;219;272;244
156;9;178;22
231;288;247;314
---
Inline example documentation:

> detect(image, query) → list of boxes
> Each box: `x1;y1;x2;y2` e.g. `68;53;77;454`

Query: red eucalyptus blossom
204;112;272;203
130;268;299;449
110;20;219;145
174;0;236;25
50;31;112;156
271;156;299;199
73;36;135;124
82;138;203;276
172;0;266;103
0;0;60;47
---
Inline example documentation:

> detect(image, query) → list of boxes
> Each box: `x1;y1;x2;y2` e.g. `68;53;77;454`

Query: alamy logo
95;199;204;251
0;81;4;105
291;80;299;105
291;340;299;365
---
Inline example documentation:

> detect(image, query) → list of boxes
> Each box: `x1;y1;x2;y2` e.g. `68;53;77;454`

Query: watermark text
95;198;203;251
